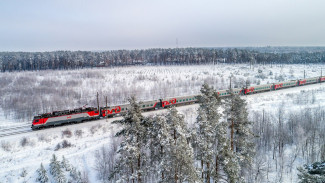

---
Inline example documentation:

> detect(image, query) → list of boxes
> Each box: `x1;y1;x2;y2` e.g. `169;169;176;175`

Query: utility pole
304;70;305;79
106;96;108;122
97;92;99;111
230;76;232;89
246;79;248;89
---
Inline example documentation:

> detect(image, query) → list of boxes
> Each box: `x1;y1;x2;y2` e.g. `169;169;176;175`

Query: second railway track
0;129;32;138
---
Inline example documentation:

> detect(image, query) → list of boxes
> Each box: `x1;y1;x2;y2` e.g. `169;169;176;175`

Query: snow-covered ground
1;81;325;182
0;64;324;125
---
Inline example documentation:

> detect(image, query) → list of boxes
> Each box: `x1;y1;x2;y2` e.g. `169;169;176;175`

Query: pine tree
222;140;241;183
111;96;148;183
224;91;255;177
69;167;83;183
195;83;227;182
50;154;66;183
297;162;325;183
166;108;199;183
36;163;48;183
147;115;174;182
297;166;325;183
61;156;71;171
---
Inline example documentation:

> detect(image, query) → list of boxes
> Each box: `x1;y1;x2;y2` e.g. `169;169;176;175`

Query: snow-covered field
1;64;325;182
0;64;323;125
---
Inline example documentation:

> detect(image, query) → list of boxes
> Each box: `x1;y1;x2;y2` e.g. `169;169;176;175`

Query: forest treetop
1;47;325;72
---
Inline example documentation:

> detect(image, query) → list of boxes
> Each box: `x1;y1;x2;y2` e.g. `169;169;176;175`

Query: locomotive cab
32;116;41;124
31;116;42;129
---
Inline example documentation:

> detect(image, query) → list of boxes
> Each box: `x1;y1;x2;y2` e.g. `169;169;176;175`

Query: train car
32;107;100;130
320;76;325;82
281;80;298;88
244;87;255;95
101;105;124;118
164;95;198;107
305;77;319;84
101;99;159;118
298;79;306;85
253;84;273;93
218;89;231;97
140;100;159;111
273;83;283;90
232;88;244;95
217;88;243;97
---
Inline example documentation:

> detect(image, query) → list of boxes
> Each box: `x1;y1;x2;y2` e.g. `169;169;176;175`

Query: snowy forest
89;84;255;183
1;47;325;72
90;85;325;182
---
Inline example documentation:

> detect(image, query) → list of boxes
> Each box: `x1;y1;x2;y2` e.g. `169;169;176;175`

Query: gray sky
1;0;325;51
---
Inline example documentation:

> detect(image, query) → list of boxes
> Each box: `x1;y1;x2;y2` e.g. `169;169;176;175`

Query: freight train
31;76;325;130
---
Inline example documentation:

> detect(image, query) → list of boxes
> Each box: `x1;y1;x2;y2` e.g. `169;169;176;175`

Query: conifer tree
36;163;48;183
222;140;241;183
147;115;174;182
297;162;325;183
224;91;255;176
111;96;148;183
50;154;66;183
61;156;71;171
69;167;83;183
195;83;228;182
166;108;199;183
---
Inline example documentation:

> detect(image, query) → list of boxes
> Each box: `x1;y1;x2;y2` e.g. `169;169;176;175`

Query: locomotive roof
34;107;98;118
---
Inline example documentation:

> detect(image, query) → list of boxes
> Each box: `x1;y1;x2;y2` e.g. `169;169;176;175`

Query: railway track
0;129;32;138
0;124;31;132
0;123;33;138
0;119;103;138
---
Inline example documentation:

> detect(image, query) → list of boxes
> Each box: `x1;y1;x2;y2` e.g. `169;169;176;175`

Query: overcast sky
1;0;325;51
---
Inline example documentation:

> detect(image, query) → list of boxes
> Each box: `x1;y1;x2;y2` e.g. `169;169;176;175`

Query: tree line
99;84;255;183
1;47;325;72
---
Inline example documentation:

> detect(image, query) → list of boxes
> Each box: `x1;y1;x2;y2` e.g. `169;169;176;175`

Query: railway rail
0;129;32;138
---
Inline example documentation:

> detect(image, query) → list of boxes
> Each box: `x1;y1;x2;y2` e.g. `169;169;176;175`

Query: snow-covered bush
89;124;102;135
55;140;72;151
20;137;30;147
62;128;72;138
1;140;12;152
74;129;84;138
20;168;27;178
